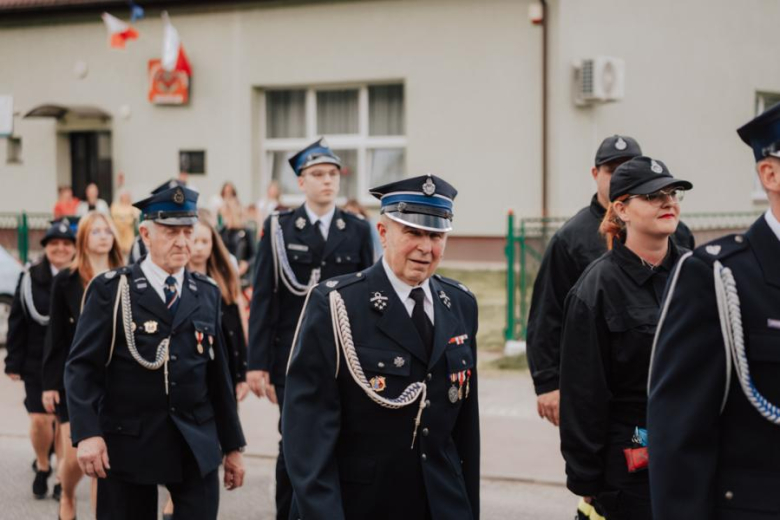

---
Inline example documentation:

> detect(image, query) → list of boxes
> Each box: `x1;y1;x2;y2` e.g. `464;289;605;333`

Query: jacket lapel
131;263;172;325
367;263;428;364
428;277;459;369
747;217;780;289
172;270;200;331
323;208;347;259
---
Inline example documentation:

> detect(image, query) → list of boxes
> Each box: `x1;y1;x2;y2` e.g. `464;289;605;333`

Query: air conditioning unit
573;56;625;106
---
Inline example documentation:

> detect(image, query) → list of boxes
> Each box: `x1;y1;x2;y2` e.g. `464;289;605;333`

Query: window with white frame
262;83;406;205
753;92;780;200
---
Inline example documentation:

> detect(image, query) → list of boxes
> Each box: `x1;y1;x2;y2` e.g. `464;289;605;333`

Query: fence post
504;211;515;341
519;219;528;338
18;212;29;264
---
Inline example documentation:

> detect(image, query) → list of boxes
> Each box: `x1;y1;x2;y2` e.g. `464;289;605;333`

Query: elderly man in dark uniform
526;135;695;426
64;186;246;520
648;104;780;519
5;218;75;499
247;137;374;519
283;174;480;520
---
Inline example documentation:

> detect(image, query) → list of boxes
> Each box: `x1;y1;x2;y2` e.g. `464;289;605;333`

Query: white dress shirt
304;204;335;241
381;257;435;324
765;208;780;243
141;256;185;304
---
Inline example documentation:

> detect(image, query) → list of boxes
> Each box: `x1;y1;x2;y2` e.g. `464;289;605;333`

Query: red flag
162;12;191;75
102;12;138;49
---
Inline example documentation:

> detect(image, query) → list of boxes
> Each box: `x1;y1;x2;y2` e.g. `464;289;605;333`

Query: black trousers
276;384;293;520
593;444;652;520
96;446;219;520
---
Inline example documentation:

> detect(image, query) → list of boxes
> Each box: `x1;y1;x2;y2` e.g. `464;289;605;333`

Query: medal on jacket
370;376;386;393
195;331;204;354
208;335;215;360
457;370;466;400
465;369;471;399
449;373;459;403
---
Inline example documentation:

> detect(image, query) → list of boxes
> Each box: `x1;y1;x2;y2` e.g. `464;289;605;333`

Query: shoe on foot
52;483;62;501
32;467;51;499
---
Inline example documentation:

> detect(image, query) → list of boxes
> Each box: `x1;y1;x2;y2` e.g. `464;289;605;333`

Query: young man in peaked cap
648;104;780;518
64;185;245;520
283;174;480;520
246;137;374;519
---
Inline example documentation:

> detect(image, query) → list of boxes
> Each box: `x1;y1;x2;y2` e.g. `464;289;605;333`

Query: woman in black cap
5;219;75;500
42;211;123;520
558;156;693;520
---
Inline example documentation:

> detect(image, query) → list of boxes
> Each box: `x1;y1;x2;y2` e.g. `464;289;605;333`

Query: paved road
0;355;578;519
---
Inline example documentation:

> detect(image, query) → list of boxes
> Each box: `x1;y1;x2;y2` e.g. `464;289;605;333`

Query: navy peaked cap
133;186;199;226
610;156;693;202
595;135;642;166
737;103;780;162
288;138;341;176
370;174;457;232
41;217;77;246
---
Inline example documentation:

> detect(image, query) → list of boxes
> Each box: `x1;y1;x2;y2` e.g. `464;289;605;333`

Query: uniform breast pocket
445;345;475;405
605;306;659;368
289;251;312;264
358;347;412;378
747;332;780;363
334;250;359;265
192;320;216;359
605;306;659;336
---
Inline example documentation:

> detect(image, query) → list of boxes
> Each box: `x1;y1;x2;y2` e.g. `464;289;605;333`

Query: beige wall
0;0;774;238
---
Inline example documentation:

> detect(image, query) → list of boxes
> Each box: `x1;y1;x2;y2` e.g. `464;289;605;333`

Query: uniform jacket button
421;454;427;461
170;406;176;412
228;330;234;336
461;359;467;366
170;381;177;387
170;354;178;361
378;362;385;368
422;428;429;436
321;261;326;266
425;400;431;408
426;373;432;381
724;491;734;500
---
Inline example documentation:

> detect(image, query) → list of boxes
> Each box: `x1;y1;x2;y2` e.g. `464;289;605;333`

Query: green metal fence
504;210;765;342
0;212;55;264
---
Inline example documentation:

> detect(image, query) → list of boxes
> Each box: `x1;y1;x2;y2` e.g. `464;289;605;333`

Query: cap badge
438;290;451;309
173;188;185;204
370;376;386;393
394;356;406;368
650;160;663;174
370;291;389;311
325;280;339;288
59;224;68;233
422;176;436;196
705;245;722;256
336;218;346;230
295;217;306;230
615;137;627;150
62;218;71;226
320;138;329;148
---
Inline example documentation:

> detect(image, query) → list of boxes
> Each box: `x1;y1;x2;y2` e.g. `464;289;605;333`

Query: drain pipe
540;0;549;219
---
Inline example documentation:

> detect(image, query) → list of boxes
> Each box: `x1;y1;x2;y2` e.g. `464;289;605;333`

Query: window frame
261;82;406;207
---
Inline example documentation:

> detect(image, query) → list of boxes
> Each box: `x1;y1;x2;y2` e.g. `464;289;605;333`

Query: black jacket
648;216;780;520
559;238;683;497
527;195;695;394
5;257;54;379
42;268;83;392
283;262;480;520
221;300;247;386
64;264;245;484
248;205;374;385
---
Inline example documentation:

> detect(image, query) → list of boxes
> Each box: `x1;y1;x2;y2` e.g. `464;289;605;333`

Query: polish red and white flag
161;11;192;75
101;12;138;49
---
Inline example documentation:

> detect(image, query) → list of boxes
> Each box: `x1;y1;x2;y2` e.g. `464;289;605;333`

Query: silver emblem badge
422;176;436;196
705;245;721;256
325;280;339;288
295;217;306;230
394;356;405;368
336;218;346;230
104;270;116;280
735;235;744;243
144;320;158;334
173;188;185;204
650;160;663;174
370;291;389;311
615;137;627;150
448;385;459;403
439;290;451;309
59;224;68;233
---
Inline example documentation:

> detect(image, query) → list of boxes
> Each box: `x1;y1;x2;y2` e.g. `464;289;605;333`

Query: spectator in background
209;181;238;218
219;190;254;283
53;186;80;218
256;180;283;223
76;183;109;216
110;189;141;260
343;198;382;261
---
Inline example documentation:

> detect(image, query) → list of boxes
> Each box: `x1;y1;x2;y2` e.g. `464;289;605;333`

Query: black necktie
410;288;433;358
312;220;326;248
164;275;179;315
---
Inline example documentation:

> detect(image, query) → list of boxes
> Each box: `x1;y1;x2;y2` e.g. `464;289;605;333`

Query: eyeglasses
89;228;114;237
627;188;685;204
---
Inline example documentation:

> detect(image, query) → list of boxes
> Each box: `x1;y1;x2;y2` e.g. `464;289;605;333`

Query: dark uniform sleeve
559;292;612;496
248;216;277;372
282;289;345;520
42;274;69;391
208;296;246;453
4;274;27;375
526;235;581;394
648;255;724;520
452;298;480;518
64;280;112;444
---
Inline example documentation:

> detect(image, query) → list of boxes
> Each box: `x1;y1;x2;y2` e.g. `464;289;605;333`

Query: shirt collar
50;263;60;277
141;255;185;287
381;256;432;304
304;204;336;230
612;238;679;286
764;208;780;243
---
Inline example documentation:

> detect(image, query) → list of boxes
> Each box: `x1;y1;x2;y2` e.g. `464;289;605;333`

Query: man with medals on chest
283;175;480;520
64;186;246;520
648;103;780;519
247;138;374;519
